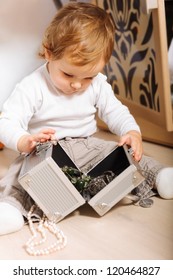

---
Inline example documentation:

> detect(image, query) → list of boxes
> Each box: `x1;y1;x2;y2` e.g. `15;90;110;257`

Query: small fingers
31;129;56;143
39;128;56;135
130;142;143;161
118;133;143;162
31;134;50;143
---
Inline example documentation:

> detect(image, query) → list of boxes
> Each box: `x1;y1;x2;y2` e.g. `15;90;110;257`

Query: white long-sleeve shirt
0;63;140;151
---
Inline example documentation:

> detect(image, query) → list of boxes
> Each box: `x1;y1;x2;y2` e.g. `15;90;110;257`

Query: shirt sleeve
0;77;42;151
93;74;141;136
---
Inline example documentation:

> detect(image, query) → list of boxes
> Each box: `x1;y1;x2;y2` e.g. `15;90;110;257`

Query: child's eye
85;75;97;80
85;77;94;80
63;72;74;78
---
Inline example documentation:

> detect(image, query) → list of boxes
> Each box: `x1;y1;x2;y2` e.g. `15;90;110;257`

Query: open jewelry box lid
18;142;144;222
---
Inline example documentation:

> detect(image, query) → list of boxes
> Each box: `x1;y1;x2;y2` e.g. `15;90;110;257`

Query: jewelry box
18;141;144;223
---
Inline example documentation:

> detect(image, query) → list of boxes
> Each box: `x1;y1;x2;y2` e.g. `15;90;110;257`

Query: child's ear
44;48;52;61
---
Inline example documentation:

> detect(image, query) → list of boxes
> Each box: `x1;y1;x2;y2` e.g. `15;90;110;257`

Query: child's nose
70;82;82;90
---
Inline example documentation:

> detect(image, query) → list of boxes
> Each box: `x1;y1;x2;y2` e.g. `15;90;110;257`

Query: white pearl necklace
25;205;67;256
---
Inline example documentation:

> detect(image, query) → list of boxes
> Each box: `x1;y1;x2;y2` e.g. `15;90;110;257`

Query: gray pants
0;136;164;217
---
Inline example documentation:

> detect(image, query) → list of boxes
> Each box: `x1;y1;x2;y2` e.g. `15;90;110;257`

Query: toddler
0;2;172;236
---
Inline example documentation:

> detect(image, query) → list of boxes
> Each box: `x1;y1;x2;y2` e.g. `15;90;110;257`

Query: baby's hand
17;128;56;153
118;130;143;161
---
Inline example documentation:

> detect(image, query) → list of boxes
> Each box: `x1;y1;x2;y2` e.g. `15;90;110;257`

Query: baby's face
46;56;105;95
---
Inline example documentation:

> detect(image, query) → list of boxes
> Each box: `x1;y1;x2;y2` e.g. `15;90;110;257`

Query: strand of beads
25;205;67;256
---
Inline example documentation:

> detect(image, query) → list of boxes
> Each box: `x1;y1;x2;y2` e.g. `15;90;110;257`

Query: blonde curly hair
39;2;115;66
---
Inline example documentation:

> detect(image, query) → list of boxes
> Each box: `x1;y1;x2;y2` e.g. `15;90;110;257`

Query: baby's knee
0;202;24;235
156;167;173;199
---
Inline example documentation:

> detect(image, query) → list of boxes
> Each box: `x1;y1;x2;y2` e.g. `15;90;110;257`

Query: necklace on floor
25;205;67;256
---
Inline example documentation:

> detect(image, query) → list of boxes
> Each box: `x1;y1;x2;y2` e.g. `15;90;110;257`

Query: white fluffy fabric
0;202;24;235
156;167;173;199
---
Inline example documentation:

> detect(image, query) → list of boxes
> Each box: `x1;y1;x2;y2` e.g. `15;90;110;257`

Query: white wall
0;0;57;110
